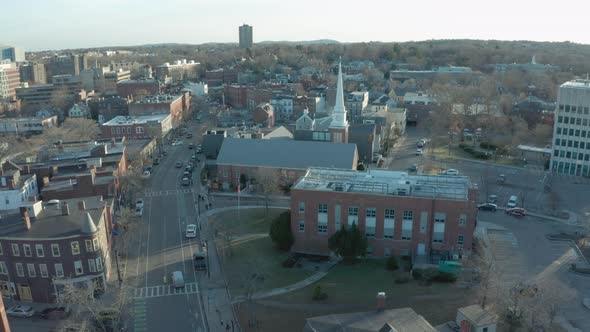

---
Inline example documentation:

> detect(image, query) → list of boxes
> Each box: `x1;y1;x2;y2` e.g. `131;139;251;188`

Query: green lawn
267;259;473;325
209;208;286;235
219;236;313;298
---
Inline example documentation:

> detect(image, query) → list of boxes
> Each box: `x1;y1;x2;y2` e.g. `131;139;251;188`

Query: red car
505;208;527;217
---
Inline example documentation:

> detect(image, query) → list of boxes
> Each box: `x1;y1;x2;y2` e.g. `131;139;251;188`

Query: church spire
330;58;348;129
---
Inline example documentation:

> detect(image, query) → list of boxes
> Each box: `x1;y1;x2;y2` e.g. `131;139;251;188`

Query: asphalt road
477;211;590;330
129;121;209;332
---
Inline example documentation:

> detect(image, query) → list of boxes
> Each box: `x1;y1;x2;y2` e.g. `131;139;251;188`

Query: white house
0;161;38;211
184;82;208;96
68;103;90;118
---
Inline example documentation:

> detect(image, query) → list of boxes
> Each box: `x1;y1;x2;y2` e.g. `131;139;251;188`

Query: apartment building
0;196;113;302
103;70;131;95
345;91;369;122
128;93;190;127
154;60;199;84
290;168;477;258
550;79;590;176
19;62;47;85
0;64;20;100
239;24;253;49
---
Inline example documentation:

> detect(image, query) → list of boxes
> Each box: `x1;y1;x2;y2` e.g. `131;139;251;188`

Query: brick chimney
78;200;86;210
376;292;386;311
61;201;70;216
7;180;14;190
19;207;31;231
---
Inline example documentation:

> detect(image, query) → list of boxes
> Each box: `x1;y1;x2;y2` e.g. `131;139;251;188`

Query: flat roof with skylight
294;168;474;201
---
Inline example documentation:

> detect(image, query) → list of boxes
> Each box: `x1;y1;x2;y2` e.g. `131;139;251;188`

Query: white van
171;271;185;288
507;195;518;208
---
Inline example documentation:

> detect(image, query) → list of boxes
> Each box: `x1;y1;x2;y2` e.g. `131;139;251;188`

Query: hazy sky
3;0;590;51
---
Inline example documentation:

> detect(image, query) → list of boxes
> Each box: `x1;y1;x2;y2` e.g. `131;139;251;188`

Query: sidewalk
199;192;241;332
496;206;580;226
431;153;545;172
232;271;328;304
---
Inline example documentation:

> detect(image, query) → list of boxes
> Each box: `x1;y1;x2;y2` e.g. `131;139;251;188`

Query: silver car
7;305;34;318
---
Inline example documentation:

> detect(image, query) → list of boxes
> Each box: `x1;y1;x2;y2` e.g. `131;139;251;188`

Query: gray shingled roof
217;138;357;170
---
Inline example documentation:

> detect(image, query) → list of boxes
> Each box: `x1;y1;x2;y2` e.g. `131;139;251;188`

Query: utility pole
115;249;122;287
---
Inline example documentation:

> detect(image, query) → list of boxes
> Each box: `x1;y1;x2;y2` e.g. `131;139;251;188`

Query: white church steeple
330;59;348;129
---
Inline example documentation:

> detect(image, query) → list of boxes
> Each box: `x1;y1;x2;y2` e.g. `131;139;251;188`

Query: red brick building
205;68;237;87
116;79;161;99
290;168;477;259
223;85;249;109
128;93;190;127
0;196;113;302
101;114;172;140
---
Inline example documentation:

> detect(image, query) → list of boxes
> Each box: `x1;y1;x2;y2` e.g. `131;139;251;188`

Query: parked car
144;166;153;174
188;143;194;149
409;164;418;172
416;148;423;156
505;207;527;217
172;140;183;146
196;144;203;153
135;199;144;210
153;158;160;165
7;305;35;318
40;306;70;320
186;224;197;238
441;169;460;175
135;206;143;217
175;161;183;168
186;133;193;138
477;203;498;211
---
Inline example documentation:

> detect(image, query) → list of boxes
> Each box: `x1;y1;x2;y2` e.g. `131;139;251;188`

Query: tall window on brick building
334;205;341;230
384;209;395;239
365;208;376;238
402;210;413;240
433;212;446;243
348;206;358;227
317;203;328;234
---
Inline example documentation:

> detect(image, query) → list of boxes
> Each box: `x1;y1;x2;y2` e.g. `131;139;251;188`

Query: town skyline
3;0;590;51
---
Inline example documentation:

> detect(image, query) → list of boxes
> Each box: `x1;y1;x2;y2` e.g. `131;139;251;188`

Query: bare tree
56;279;130;332
253;169;280;215
36;118;99;144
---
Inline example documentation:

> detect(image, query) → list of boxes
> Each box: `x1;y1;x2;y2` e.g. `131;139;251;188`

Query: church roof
217;138;357;170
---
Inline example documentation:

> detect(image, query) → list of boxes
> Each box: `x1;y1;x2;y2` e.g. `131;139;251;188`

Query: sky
3;0;590;51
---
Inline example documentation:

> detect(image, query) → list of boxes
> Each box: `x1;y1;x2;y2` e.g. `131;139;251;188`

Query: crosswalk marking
144;189;194;197
134;282;199;299
134;298;147;332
